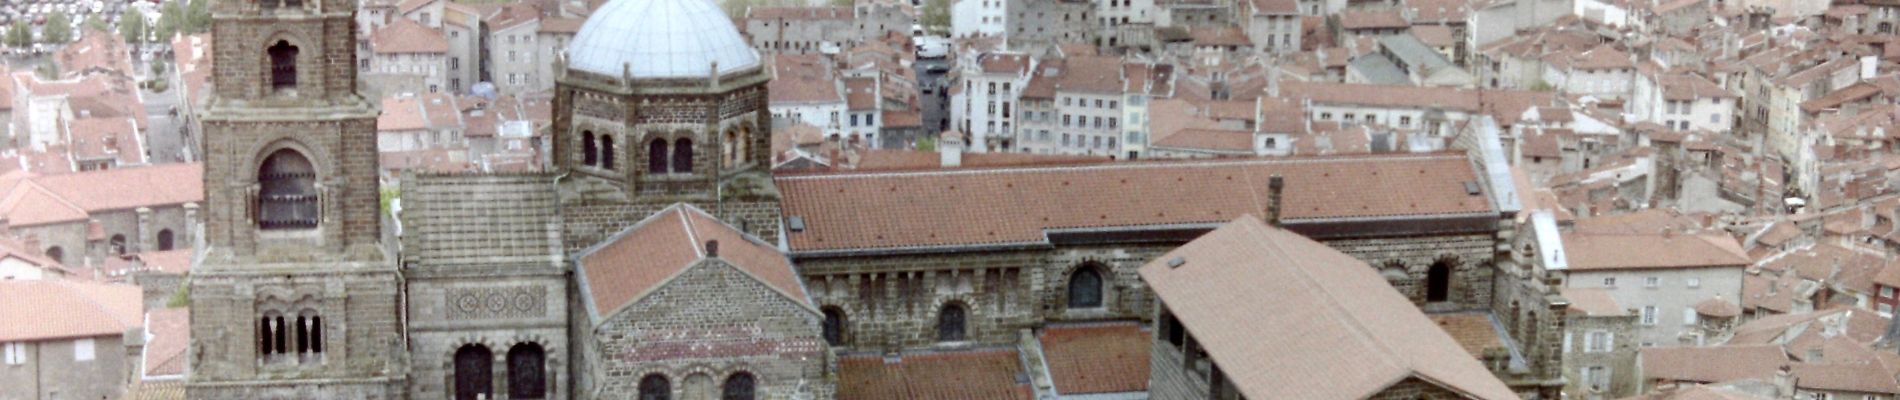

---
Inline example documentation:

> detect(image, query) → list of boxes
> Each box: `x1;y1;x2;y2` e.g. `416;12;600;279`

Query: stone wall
1562;313;1639;399
404;267;570;400
186;263;406;394
0;336;131;400
200;115;382;261
585;259;833;399
560;199;781;252
1323;232;1497;311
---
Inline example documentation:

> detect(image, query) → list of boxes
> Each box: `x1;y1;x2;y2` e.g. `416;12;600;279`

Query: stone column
136;207;154;253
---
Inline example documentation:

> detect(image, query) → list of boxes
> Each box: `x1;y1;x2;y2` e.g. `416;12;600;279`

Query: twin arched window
647;138;696;174
633;372;754;400
258;310;321;363
581;131;617;170
258;149;318;230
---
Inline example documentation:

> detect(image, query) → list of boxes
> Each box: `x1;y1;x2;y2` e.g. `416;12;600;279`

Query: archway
268;40;298;91
507;343;547;399
1426;260;1452;302
639;374;671;400
937;302;967;342
258;149;318;230
723;372;756;400
821;306;846;345
453;344;493;400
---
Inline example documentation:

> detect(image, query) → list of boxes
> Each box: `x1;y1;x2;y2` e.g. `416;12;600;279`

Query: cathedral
183;0;1567;398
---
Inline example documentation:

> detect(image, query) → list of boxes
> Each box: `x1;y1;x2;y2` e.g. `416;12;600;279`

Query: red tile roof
1561;232;1750;271
1429;313;1507;359
1138;217;1518;399
1639;345;1789;383
142;308;189;378
0;280;141;342
371;18;450;54
839;349;1032;400
1038;323;1151;395
775;153;1495;252
576;204;811;320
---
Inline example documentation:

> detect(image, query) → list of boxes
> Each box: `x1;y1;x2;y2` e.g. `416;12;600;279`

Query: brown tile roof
576;204;811;320
1791;360;1900;393
848;149;1111;171
1429;313;1507;359
371;18;449;54
980;54;1032;75
1661;73;1735;101
839;349;1032;400
1137;217;1518;399
1189;26;1250;47
1694;296;1742;318
1246;0;1298;14
770;55;844;104
844;77;878;111
1055;56;1124;94
1572;209;1702;235
881;110;922;128
775;153;1495;252
0;280;141;342
125;380;186;400
1561;287;1628;316
0;164;205;227
1639;345;1789;383
1561;232;1750;271
1038;323;1152;395
1150;128;1253;153
1278;82;1552;119
142;308;189;378
1411;25;1456;48
1340;10;1409;30
538;17;584;34
747;6;853;20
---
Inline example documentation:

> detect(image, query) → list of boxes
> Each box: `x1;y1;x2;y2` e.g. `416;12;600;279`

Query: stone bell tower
186;0;406;397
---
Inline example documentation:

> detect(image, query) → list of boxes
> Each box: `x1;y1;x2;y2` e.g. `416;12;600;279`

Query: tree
4;21;30;48
121;12;147;44
185;0;212;34
155;0;183;42
42;11;73;44
922;0;950;34
83;14;109;34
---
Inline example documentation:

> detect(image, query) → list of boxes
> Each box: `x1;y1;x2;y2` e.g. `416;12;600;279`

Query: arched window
582;131;597;166
822;306;846;345
453;345;494;400
295;314;311;353
723;129;737;169
638;374;671;400
601;134;616;170
157;229;175;251
672;138;694;174
937;303;967;342
257;313;278;358
1067;266;1104;309
258;149;318;230
723;372;756;400
268;40;298;91
273;315;287;355
648;139;670;174
44;246;63;265
507;343;547;399
110;234;128;255
308;315;322;353
1426;260;1452;303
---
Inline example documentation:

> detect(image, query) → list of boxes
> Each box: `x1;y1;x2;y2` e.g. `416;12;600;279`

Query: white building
951;52;1033;151
952;0;1009;38
1557;231;1751;347
1631;72;1737;133
768;55;850;139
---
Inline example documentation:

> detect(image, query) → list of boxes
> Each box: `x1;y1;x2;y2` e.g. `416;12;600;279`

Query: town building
0;280;144;400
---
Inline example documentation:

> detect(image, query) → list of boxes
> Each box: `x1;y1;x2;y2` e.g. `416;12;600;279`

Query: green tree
121;12;147;44
4;21;31;48
42;10;73;44
829;0;854;7
83;14;109;34
155;0;183;42
921;0;950;34
185;0;212;34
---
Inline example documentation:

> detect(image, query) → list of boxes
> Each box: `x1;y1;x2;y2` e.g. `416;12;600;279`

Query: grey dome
565;0;761;79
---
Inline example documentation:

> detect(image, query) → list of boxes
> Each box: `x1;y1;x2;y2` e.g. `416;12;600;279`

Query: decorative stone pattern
446;286;548;320
583;259;834;399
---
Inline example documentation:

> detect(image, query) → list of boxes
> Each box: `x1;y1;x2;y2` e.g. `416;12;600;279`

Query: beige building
367;19;452;95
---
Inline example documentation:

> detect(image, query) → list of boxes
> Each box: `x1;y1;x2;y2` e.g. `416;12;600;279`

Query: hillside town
3;0;1900;399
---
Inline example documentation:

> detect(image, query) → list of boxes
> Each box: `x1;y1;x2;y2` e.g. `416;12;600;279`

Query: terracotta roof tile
1561;232;1749;270
1792;361;1900;394
1138;217;1518;399
0;280;142;342
372;19;449;54
770;55;844;105
1639;345;1788;383
1340;10;1408;30
1038;323;1151;395
1150;128;1253;153
1561;287;1628;316
839;349;1031;400
1429;313;1507;359
576;204;809;319
142;308;189;378
775;153;1495;252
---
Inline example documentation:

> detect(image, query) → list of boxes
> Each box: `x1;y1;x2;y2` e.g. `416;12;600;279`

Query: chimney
939;130;965;168
1267;175;1285;226
704;240;719;258
1773;365;1795;398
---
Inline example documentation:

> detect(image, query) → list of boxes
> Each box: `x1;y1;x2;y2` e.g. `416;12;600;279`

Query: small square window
1603;277;1616;287
1644;277;1660;288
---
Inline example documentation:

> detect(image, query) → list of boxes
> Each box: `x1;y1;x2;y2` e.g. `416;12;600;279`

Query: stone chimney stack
940;130;965;168
1267;175;1285;226
136;207;153;253
1773;365;1796;398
